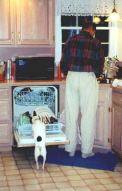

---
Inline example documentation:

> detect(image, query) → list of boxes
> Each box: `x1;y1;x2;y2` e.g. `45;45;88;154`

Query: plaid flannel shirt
60;31;104;77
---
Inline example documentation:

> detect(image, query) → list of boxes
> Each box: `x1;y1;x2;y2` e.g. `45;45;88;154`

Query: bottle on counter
104;70;107;79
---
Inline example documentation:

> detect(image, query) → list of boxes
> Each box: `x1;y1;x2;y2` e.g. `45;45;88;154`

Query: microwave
15;57;54;80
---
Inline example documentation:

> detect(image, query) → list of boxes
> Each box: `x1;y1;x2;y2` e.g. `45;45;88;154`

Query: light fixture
93;17;101;24
105;0;122;22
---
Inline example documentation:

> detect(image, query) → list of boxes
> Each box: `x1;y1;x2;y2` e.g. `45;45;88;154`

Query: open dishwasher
13;85;69;147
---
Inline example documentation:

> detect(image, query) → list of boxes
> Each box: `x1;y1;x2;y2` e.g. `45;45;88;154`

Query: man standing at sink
60;22;104;158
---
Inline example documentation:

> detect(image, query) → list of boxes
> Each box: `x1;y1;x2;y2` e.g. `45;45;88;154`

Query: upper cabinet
16;0;54;46
0;0;54;46
0;0;15;45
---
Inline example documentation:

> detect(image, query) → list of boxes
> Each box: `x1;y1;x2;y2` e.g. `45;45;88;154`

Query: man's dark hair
82;22;96;31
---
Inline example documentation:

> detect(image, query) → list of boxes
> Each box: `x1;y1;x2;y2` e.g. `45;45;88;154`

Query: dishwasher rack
14;114;62;136
14;86;56;106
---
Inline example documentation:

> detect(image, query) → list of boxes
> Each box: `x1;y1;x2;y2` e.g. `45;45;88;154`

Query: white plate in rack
33;106;56;118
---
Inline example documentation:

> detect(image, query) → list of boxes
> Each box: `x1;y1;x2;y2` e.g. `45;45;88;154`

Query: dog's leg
35;156;39;170
35;148;39;170
42;157;45;170
42;149;46;170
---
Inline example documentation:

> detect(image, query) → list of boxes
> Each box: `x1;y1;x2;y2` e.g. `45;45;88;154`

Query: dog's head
31;110;41;124
31;115;40;124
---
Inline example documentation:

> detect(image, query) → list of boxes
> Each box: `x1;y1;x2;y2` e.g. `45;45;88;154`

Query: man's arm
60;42;69;76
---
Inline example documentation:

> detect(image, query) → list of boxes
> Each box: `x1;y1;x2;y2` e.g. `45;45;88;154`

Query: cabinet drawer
0;124;10;144
98;89;110;101
0;100;10;120
112;91;122;106
0;89;10;99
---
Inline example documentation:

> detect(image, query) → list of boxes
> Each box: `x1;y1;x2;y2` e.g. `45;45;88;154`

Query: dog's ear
30;116;32;124
33;110;37;116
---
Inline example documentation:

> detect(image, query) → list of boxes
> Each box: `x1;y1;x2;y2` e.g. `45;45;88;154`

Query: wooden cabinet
16;0;54;46
0;0;14;45
0;87;12;151
112;88;122;158
0;0;54;46
94;85;112;150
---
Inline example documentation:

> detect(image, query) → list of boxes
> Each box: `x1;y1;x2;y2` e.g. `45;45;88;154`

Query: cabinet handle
11;32;13;41
18;32;20;41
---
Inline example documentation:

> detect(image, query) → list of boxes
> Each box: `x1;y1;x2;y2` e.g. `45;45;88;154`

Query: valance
56;0;122;17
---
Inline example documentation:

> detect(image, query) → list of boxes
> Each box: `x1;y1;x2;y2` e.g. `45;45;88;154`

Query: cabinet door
94;101;110;148
0;0;14;45
0;124;10;143
16;0;54;45
112;103;122;157
0;100;11;121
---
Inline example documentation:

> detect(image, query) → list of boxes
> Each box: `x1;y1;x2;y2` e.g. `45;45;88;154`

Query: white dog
31;113;46;170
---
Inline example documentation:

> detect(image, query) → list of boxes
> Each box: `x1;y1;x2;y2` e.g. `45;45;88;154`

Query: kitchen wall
117;22;122;61
0;47;55;62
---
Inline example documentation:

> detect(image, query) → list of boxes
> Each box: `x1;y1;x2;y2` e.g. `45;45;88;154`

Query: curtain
56;0;122;17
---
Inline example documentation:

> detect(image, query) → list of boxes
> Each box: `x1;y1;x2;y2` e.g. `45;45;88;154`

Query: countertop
0;78;113;88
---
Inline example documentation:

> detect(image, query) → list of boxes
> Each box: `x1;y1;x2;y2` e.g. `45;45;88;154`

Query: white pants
65;71;99;154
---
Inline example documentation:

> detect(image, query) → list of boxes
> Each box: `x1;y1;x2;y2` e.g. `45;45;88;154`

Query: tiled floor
0;147;122;191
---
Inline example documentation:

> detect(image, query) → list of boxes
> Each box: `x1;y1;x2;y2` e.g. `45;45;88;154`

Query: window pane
62;29;77;43
95;30;109;42
61;16;76;26
78;16;92;26
62;44;64;52
102;44;108;57
95;16;108;27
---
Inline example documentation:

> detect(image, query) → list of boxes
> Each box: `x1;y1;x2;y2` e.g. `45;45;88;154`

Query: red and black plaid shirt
60;31;104;77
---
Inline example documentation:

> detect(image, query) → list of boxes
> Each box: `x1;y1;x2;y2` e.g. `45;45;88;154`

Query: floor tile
80;174;95;179
74;187;91;191
99;178;116;184
66;175;81;181
69;180;86;187
84;179;101;186
59;188;75;191
8;179;23;186
37;177;53;184
63;169;78;176
52;176;68;182
0;187;9;191
40;182;57;190
113;177;122;183
50;171;64;177
7;174;22;181
76;168;91;175
5;169;20;176
9;186;26;191
23;178;38;185
25;184;41;190
89;184;107;190
94;172;110;179
0;181;8;187
55;181;72;188
104;183;121;190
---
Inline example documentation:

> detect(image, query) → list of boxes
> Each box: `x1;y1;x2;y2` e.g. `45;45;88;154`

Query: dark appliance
15;57;54;80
